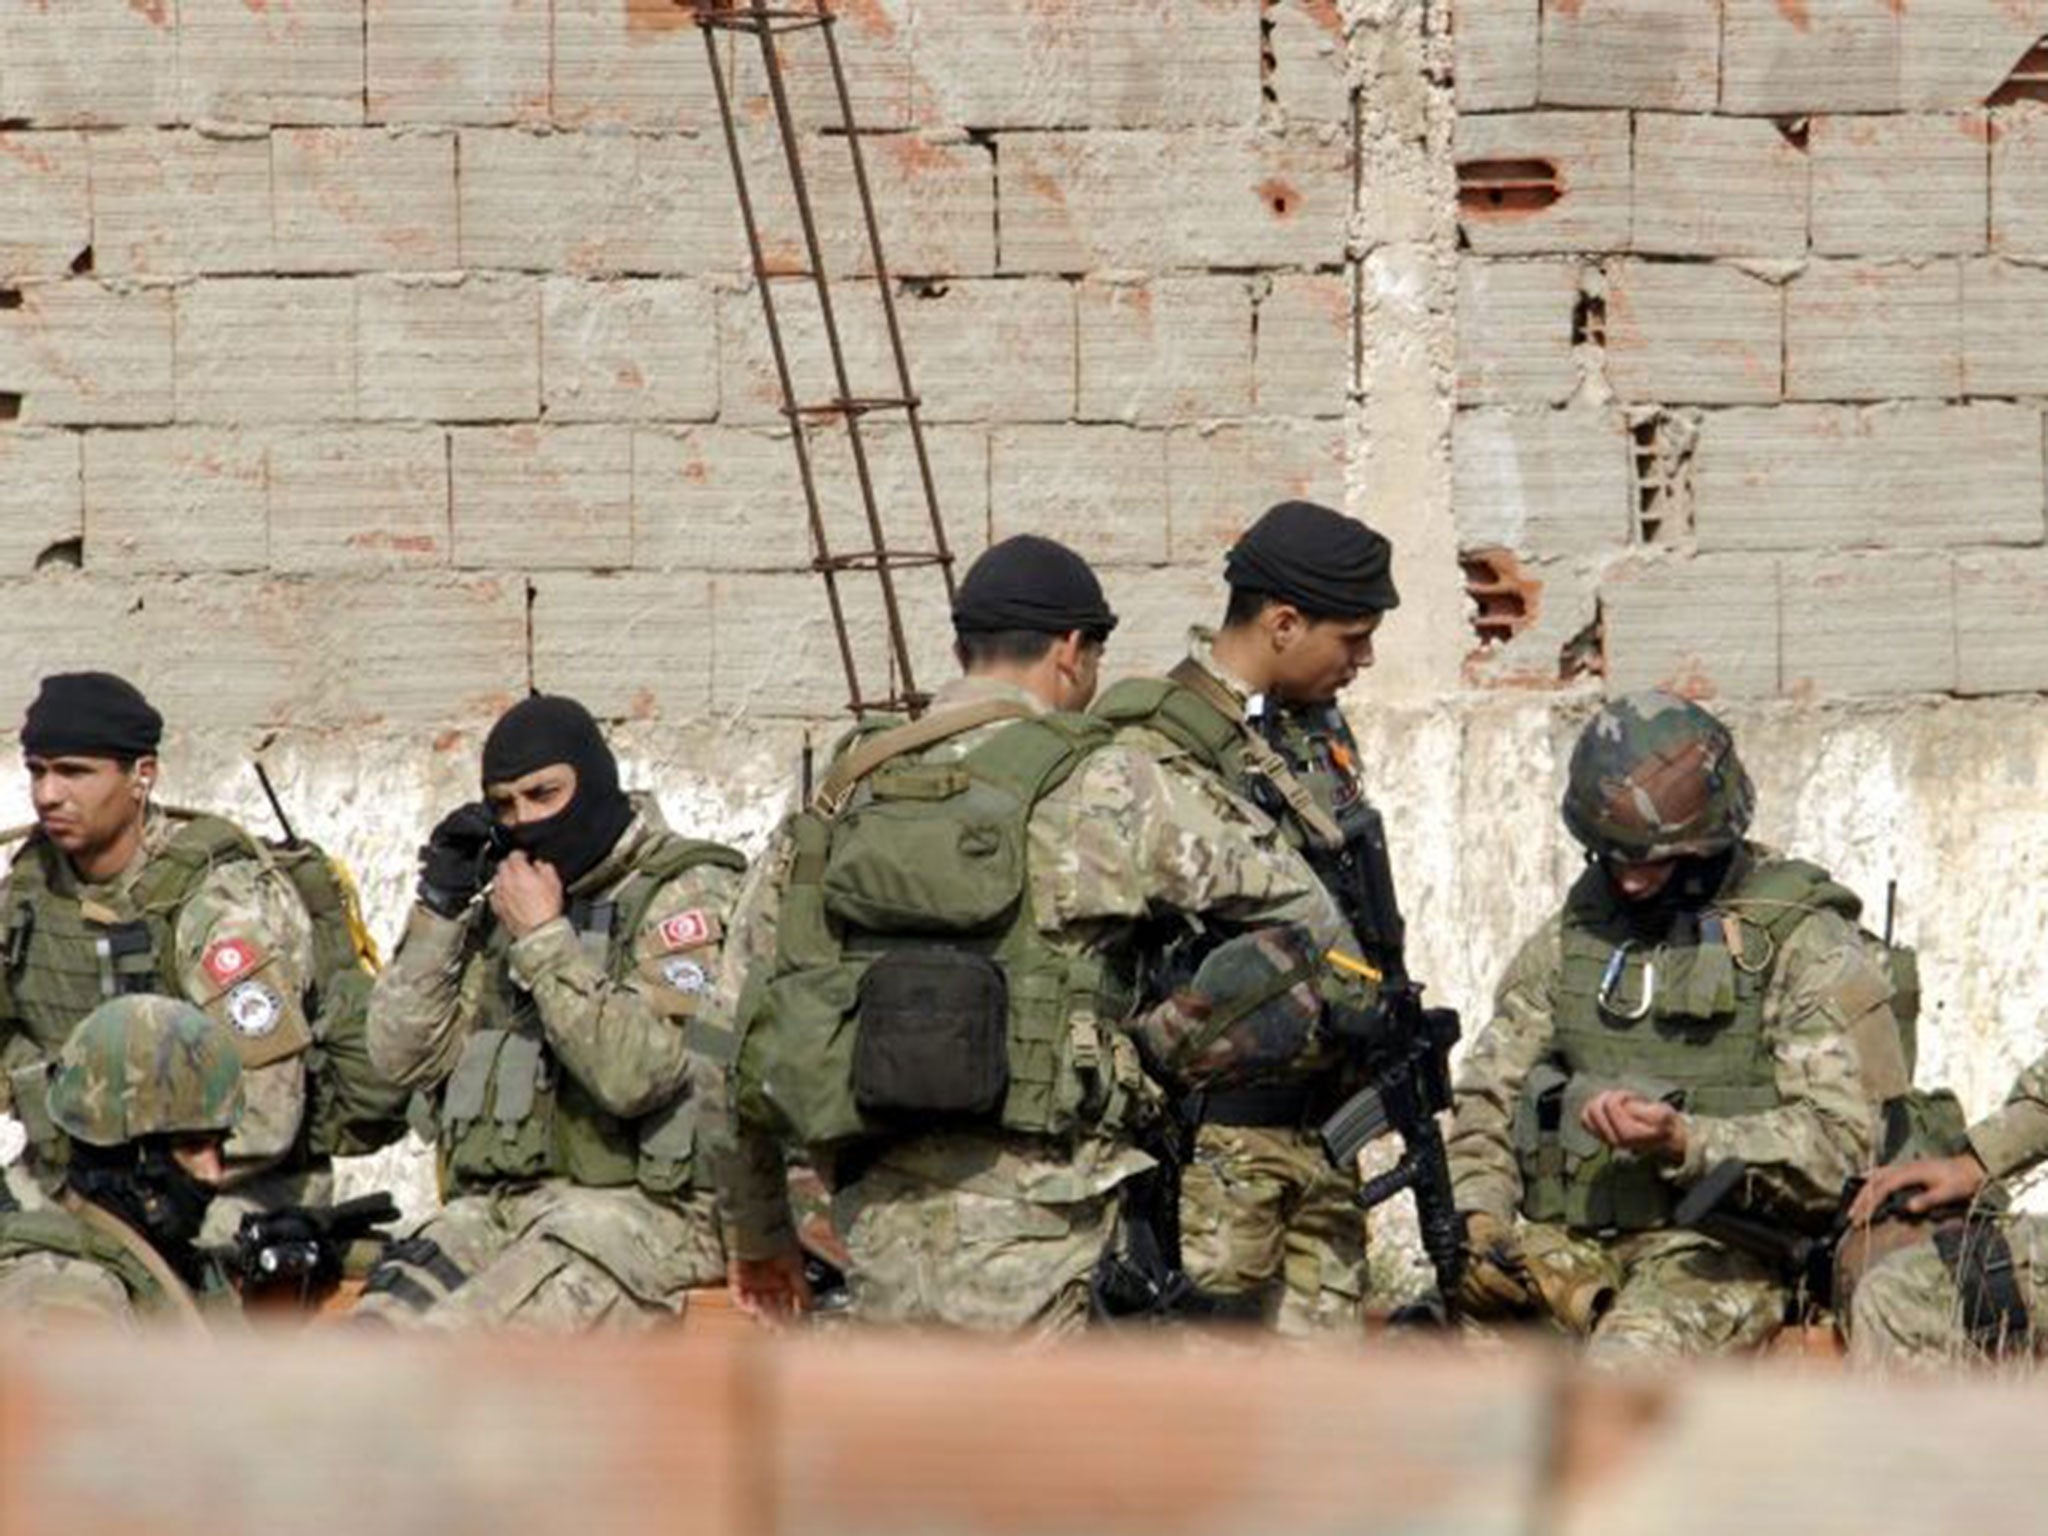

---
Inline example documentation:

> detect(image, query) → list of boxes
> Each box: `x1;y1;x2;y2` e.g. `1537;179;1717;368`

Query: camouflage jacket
368;797;742;1143
0;805;316;1176
1964;1051;2048;1182
708;675;1346;1260
1448;843;1880;1225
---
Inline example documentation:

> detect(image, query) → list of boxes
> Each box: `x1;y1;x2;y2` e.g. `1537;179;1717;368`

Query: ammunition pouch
1514;1068;1686;1232
852;948;1010;1122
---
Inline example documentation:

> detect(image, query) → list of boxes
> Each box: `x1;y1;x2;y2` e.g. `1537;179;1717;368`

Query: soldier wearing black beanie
1091;498;1416;1338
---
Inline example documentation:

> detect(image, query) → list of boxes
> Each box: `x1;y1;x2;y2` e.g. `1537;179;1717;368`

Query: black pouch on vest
853;948;1009;1120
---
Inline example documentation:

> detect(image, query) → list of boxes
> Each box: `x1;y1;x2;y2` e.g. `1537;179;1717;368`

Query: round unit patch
661;957;709;995
226;980;284;1038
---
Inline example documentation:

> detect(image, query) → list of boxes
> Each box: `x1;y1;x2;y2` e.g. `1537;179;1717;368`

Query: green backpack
732;700;1147;1152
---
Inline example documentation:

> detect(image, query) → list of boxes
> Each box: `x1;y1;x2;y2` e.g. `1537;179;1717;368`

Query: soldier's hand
417;801;503;917
1580;1089;1688;1164
1848;1152;1988;1224
490;851;565;939
729;1248;813;1326
1455;1211;1538;1316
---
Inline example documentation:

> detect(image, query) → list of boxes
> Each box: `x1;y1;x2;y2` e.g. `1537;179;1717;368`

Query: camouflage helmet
46;996;244;1149
1562;690;1754;862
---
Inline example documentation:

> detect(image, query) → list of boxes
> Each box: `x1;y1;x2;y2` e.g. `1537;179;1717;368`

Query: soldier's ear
131;756;158;800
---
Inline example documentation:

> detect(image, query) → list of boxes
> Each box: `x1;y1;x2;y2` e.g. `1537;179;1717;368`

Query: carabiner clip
1597;940;1656;1022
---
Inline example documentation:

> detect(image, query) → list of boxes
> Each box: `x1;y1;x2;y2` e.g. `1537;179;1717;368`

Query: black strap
1200;1082;1317;1129
1934;1218;2032;1357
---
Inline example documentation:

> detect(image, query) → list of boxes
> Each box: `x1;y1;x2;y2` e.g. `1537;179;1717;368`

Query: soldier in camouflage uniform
713;536;1345;1336
0;995;243;1332
1447;692;1887;1365
362;695;743;1331
1094;501;1403;1336
0;674;341;1240
1841;1054;2048;1367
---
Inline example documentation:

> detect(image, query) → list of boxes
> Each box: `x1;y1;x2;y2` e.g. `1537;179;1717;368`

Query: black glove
416;802;506;918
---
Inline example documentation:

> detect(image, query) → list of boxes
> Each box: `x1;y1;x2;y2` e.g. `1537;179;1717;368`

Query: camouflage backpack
731;699;1148;1152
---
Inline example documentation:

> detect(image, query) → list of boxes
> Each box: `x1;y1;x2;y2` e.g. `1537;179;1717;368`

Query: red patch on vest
200;938;263;989
656;911;713;951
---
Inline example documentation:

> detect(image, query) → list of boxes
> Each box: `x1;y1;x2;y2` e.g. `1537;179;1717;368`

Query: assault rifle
231;1191;401;1303
1290;793;1465;1300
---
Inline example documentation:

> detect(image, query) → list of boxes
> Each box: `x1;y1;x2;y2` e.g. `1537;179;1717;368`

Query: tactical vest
0;1206;186;1317
731;703;1148;1153
437;832;745;1201
1516;857;1894;1233
0;812;264;1058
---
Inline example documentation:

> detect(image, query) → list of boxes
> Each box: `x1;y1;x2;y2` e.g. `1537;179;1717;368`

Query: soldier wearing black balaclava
361;693;748;1332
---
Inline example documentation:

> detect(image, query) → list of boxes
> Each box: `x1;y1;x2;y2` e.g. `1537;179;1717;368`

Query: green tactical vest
0;1206;186;1315
731;706;1148;1152
0;812;262;1058
1516;856;1899;1233
437;832;745;1201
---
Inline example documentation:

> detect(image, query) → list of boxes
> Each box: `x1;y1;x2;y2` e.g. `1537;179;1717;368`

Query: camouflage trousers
353;1180;725;1333
1481;1223;1787;1367
832;1132;1141;1338
1848;1217;2048;1370
1179;1123;1367;1338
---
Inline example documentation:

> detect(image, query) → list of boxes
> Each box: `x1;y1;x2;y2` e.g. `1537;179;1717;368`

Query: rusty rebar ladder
695;1;957;717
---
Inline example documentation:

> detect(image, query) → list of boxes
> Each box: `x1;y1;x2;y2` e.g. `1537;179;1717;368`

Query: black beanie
1224;501;1400;616
481;695;633;887
21;672;164;759
952;534;1119;637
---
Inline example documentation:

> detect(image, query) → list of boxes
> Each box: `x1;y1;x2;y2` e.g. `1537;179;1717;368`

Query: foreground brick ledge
1;1330;2043;1536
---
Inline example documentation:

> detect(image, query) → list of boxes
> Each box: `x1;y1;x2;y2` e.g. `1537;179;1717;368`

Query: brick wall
1452;0;2048;698
0;0;1355;730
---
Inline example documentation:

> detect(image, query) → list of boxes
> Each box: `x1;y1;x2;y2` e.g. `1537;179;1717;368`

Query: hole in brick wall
1560;606;1606;683
1259;0;1280;107
1573;289;1607;349
1457;159;1562;217
0;393;19;422
0;118;27;131
68;245;92;276
34;537;81;572
902;278;950;300
1461;547;1542;648
1774;117;1810;150
0;288;21;311
1630;410;1699;545
1990;39;2048;104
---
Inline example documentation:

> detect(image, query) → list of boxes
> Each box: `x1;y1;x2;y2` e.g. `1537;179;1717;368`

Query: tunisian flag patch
656;911;714;952
200;938;264;990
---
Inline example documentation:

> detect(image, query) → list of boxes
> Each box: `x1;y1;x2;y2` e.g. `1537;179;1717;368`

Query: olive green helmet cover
45;995;244;1148
1562;690;1755;862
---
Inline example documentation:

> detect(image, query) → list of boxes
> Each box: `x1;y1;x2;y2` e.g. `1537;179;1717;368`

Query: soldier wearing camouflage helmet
0;996;243;1330
0;672;399;1243
1443;690;1891;1363
710;535;1345;1335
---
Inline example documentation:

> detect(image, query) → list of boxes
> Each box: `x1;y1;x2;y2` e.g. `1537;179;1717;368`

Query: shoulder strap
59;1193;207;1331
1719;858;1862;952
1161;661;1344;850
611;834;748;941
961;713;1114;809
815;696;1034;814
135;811;264;915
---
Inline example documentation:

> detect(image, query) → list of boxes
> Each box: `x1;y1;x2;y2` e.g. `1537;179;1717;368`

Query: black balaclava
1612;848;1739;941
66;1139;217;1288
479;695;633;888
